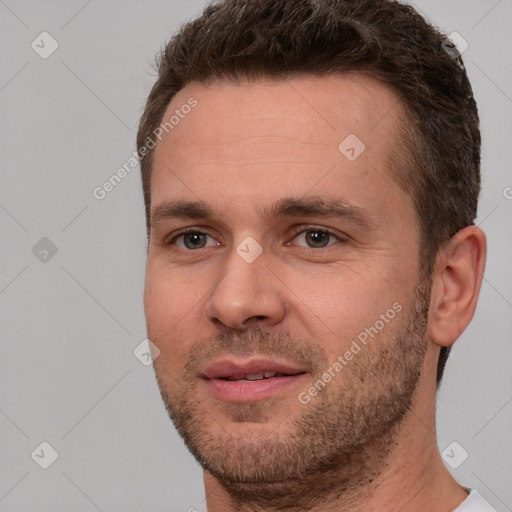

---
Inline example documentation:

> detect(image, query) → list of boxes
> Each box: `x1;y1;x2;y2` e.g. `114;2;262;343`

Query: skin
144;75;487;512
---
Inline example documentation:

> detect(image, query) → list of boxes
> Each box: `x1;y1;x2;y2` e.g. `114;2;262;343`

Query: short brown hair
137;0;481;385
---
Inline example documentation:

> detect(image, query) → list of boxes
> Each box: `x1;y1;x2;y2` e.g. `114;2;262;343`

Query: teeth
226;371;280;381
245;371;279;380
245;372;265;380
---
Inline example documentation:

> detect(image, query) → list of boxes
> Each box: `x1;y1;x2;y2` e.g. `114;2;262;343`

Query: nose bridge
205;239;286;330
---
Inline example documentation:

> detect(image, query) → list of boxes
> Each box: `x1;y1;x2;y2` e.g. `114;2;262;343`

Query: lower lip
204;374;307;402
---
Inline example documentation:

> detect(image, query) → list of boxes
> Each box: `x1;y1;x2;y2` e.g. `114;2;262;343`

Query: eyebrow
264;196;377;229
150;196;377;231
150;201;215;230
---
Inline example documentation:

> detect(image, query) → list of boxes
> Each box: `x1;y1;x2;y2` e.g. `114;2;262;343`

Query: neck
203;365;468;512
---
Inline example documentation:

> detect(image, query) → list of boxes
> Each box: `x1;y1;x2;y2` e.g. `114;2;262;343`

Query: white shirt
454;489;496;511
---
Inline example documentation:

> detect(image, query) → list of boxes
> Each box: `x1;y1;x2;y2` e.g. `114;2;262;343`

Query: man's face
144;76;431;492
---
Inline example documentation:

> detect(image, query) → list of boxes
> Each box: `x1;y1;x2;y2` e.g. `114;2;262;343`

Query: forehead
151;75;408;218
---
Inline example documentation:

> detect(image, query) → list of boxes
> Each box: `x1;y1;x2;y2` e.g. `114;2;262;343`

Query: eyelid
287;224;347;244
165;226;220;246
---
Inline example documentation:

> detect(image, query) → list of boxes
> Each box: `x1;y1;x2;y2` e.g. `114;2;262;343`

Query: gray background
0;0;511;511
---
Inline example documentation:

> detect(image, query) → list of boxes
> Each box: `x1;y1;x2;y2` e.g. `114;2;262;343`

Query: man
137;0;494;510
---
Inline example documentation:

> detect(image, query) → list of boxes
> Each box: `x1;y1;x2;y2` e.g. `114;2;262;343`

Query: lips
202;358;307;381
201;357;308;402
220;370;294;381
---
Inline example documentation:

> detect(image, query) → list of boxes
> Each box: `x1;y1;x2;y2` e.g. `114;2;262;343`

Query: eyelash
166;225;345;249
287;225;345;247
166;227;219;248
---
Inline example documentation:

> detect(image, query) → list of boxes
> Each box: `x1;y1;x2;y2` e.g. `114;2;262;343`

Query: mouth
219;370;301;382
200;358;309;402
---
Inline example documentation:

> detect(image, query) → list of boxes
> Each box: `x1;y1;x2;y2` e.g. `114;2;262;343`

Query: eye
172;231;218;250
290;228;342;248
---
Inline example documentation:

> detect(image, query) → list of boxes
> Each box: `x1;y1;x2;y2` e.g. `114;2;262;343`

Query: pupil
306;230;329;248
184;233;206;249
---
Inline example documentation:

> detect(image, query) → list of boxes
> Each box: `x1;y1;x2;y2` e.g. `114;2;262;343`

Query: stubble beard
152;278;431;510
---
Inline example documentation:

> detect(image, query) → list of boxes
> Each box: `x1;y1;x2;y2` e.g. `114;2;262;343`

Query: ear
428;226;487;347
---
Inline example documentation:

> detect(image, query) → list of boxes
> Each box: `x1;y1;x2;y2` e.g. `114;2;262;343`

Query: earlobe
428;226;487;348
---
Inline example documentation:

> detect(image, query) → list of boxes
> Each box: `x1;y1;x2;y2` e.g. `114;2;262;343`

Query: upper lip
201;357;308;380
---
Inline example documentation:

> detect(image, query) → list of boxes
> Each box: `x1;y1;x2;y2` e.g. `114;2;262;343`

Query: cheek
144;269;175;328
143;265;200;361
144;256;208;319
282;265;405;350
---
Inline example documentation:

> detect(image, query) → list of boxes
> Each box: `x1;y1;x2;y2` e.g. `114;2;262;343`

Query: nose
204;247;286;331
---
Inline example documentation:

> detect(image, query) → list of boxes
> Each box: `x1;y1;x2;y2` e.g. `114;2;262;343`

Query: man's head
138;0;485;507
138;0;481;386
